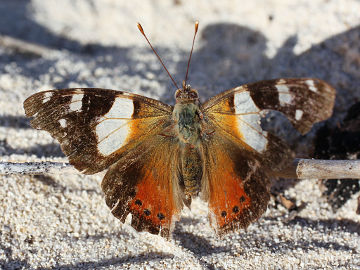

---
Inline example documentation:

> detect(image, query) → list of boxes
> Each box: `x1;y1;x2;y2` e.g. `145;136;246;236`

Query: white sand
0;0;360;269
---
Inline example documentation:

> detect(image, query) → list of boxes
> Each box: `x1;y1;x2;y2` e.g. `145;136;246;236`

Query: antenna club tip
137;23;144;34
195;21;199;31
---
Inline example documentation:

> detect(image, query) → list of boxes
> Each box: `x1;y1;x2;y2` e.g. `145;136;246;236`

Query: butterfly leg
159;122;177;138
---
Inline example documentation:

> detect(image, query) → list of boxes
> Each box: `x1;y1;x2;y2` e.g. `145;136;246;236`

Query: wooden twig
0;159;359;179
275;159;360;179
0;161;74;175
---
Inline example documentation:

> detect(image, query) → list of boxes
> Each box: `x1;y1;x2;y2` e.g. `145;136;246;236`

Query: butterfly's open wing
24;88;173;174
201;133;270;235
201;78;335;170
101;134;183;238
203;78;335;135
200;78;335;234
25;88;183;237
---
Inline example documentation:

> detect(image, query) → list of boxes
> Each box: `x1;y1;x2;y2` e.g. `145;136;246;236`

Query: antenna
137;23;179;89
184;21;199;88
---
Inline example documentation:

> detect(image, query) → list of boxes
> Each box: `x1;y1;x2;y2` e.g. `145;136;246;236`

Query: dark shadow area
214;216;358;255
175;23;269;98
33;174;63;189
0;139;64;157
0;0;91;53
314;101;360;210
251;235;356;254
0;237;33;270
173;218;228;270
46;252;174;270
260;215;360;235
33;174;101;195
172;215;357;265
288;217;360;235
320;178;360;211
0;259;32;270
1;252;174;270
0;115;31;129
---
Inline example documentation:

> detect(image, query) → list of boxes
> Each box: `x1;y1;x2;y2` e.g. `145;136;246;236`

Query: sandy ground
0;0;360;269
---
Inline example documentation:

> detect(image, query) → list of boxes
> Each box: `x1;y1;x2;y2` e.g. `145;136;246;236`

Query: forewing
101;135;183;238
201;133;270;235
24;88;173;174
202;78;335;135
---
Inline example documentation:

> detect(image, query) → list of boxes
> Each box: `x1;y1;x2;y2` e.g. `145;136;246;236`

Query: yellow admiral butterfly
23;22;335;238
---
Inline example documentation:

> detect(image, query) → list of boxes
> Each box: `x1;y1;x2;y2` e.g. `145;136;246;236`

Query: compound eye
189;91;198;98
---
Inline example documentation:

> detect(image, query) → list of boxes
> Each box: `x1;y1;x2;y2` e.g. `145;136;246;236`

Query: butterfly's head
175;80;199;103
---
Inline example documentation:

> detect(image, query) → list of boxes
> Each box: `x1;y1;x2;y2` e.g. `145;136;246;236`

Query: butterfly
23;22;336;238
